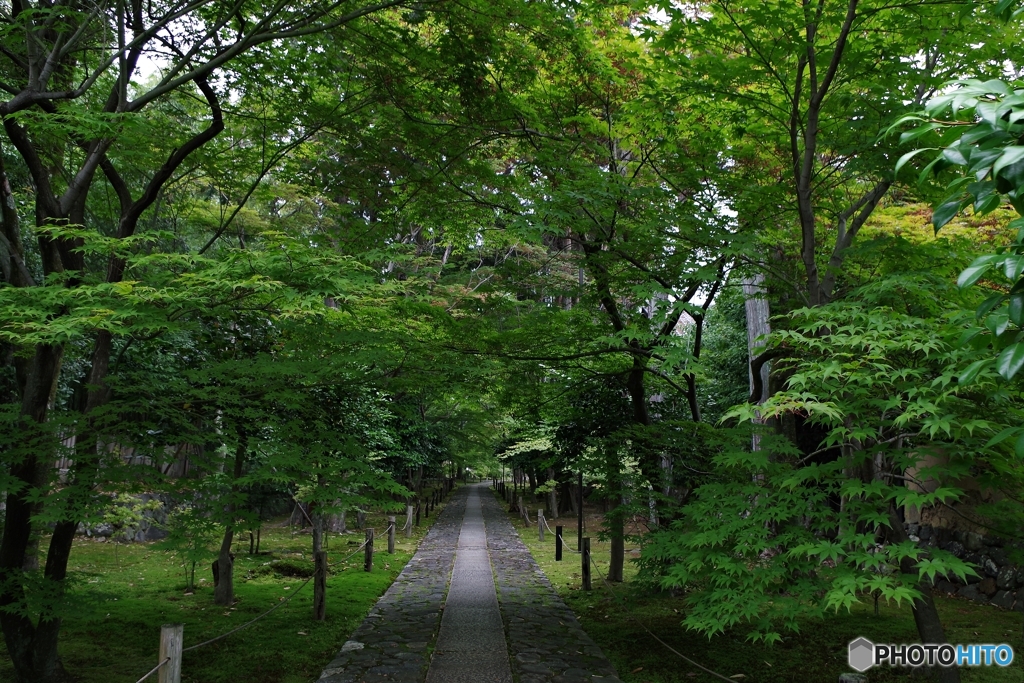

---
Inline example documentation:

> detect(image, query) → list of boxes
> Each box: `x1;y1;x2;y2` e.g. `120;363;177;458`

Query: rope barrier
182;523;393;653
542;516;556;535
555;530;581;554
182;572;314;652
327;539;370;568
134;657;169;683
585;555;738;683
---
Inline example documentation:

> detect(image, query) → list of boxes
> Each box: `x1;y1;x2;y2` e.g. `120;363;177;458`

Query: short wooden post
387;516;396;554
582;538;591;591
415;503;421;527
158;623;183;683
313;550;327;621
364;528;374;572
538;509;545;541
555;525;563;561
405;505;413;537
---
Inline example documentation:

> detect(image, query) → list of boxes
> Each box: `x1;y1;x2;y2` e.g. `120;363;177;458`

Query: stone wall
909;522;1024;612
78;492;171;542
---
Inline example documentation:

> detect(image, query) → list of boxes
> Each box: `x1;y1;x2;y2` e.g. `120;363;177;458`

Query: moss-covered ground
503;491;1024;683
0;495;450;683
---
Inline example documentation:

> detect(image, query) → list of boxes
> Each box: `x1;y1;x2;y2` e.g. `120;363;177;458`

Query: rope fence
134;657;169;683
183;572;315;653
559;535;580;554
187;521;394;655
327;525;390;568
541;515;556;536
131;480;461;683
584;546;737;683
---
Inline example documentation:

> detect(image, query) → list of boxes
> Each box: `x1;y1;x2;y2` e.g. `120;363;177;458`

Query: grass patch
1;495;453;683
500;491;1024;683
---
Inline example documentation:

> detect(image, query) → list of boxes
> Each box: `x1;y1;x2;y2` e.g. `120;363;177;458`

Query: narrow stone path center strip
425;486;513;683
317;483;621;683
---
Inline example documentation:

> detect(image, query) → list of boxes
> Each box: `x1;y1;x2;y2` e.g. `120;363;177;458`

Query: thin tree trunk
887;509;959;683
546;467;557;519
214;428;247;606
605;449;624;583
312;507;326;621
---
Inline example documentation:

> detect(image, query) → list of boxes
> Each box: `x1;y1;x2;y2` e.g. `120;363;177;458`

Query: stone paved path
317;483;622;683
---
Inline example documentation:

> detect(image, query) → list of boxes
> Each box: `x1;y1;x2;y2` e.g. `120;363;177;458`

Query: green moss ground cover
503;492;1024;683
0;498;450;683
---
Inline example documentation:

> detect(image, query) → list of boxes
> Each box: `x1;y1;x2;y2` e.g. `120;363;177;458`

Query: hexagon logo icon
848;637;875;672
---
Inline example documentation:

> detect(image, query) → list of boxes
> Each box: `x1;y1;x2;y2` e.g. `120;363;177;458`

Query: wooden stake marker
158;623;183;683
364;528;374;572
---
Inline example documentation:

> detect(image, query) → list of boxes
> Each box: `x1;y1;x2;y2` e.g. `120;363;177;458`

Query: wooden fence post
364;528;374;572
555;525;563;561
313;550;327;621
405;505;413;537
387;516;396;554
415;503;421;527
582;538;591;591
538;509;545;541
158;623;183;683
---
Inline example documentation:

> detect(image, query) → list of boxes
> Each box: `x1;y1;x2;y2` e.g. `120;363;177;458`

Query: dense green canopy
0;0;1022;681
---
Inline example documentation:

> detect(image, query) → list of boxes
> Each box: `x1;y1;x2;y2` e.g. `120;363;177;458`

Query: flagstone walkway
317;483;622;683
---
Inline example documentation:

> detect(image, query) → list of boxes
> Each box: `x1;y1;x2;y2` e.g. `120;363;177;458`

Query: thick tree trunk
329;509;347;533
214;529;235;605
0;344;72;683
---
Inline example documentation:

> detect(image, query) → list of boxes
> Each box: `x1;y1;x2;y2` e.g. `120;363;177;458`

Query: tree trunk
214;428;247;606
546;468;557;519
0;344;74;683
566;482;577;515
312;511;326;620
605;449;624;583
330;509;347;533
743;273;772;452
887;509;959;683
